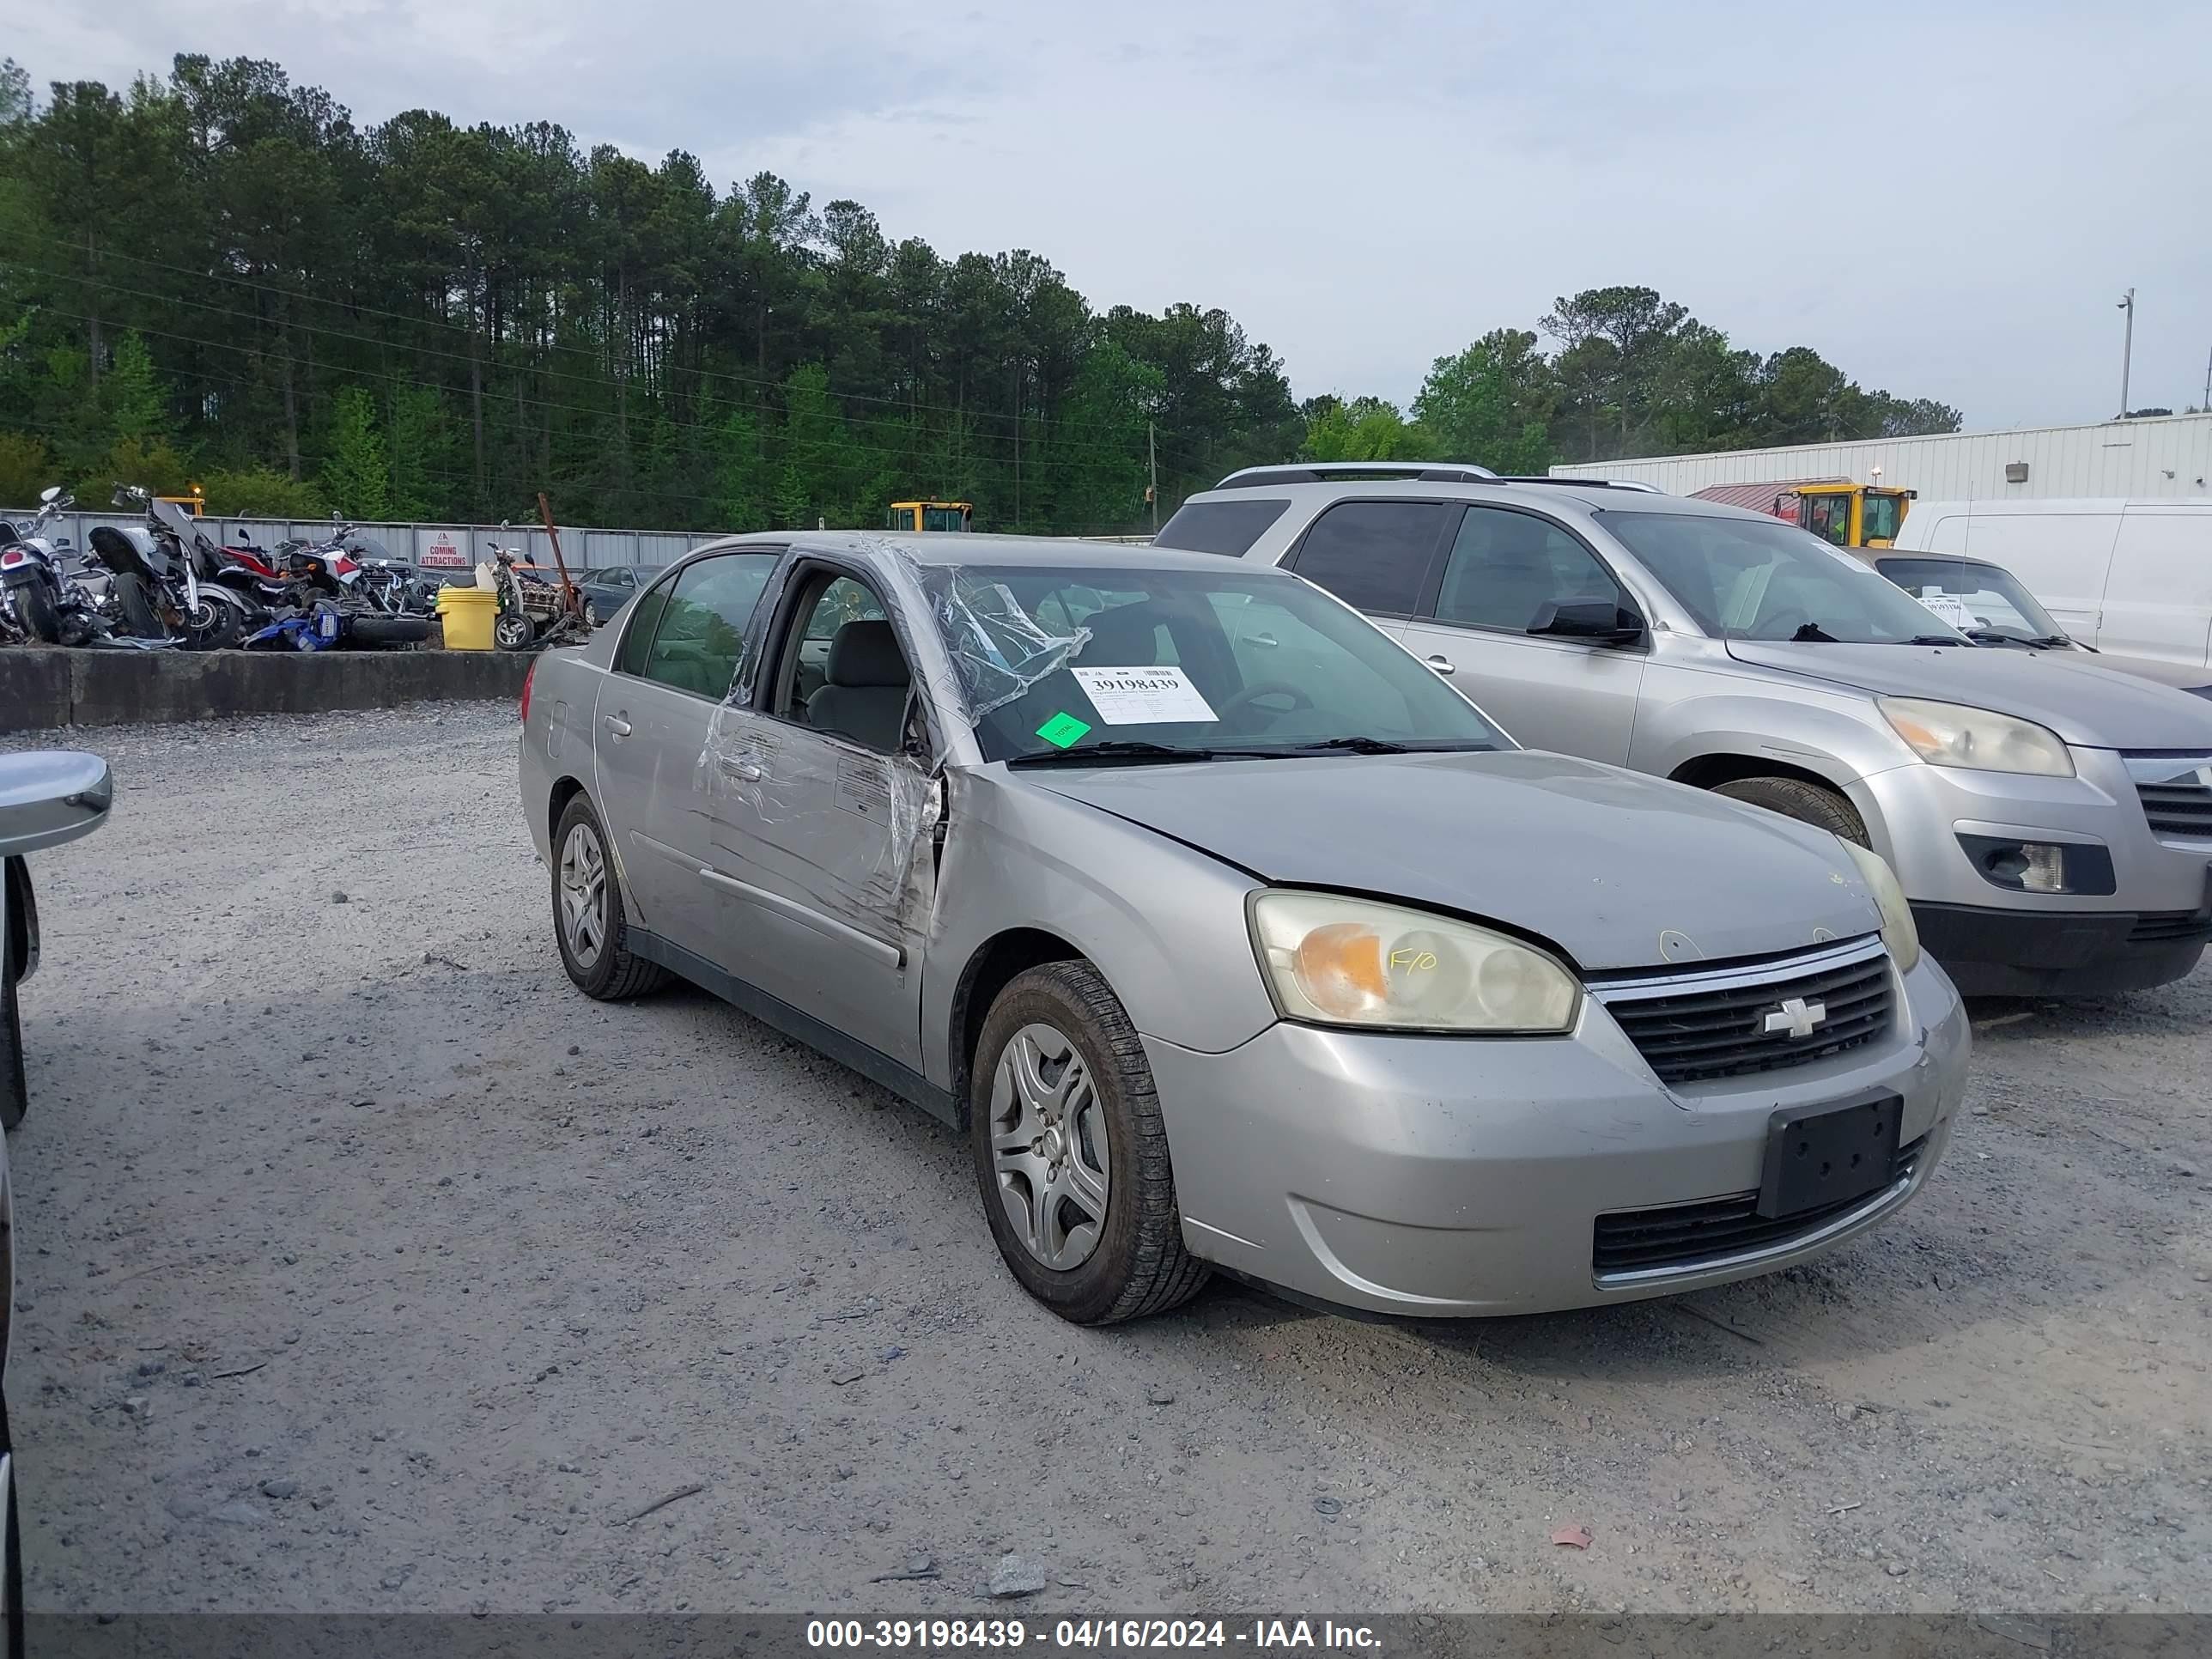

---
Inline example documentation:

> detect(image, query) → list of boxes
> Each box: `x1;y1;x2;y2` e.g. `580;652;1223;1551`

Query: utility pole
1147;422;1159;533
2117;288;2136;418
2202;343;2209;413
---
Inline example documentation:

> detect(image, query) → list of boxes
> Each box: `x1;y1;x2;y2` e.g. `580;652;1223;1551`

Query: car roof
770;529;1267;575
1181;477;1772;526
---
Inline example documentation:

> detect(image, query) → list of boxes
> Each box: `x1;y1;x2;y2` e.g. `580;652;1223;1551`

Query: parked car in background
577;564;666;628
1859;548;2212;697
1890;498;2212;672
1171;463;2212;996
0;749;110;1656
520;531;1967;1325
3;750;112;1131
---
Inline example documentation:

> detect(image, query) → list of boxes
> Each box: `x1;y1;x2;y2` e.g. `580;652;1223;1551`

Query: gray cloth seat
805;620;910;751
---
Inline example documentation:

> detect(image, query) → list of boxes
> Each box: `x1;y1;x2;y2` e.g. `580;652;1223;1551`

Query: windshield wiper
1009;740;1224;768
2030;635;2075;649
1906;634;1967;647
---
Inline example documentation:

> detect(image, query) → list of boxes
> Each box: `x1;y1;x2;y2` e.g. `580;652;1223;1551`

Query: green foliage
0;431;54;504
75;436;191;501
200;463;328;518
1413;330;1557;473
0;56;1963;528
1301;397;1435;463
319;386;391;520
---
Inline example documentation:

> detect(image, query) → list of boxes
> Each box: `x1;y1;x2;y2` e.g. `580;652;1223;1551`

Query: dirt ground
5;703;2207;1615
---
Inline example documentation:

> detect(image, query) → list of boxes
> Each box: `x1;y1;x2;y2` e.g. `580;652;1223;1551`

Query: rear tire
14;582;61;645
969;961;1208;1325
111;571;165;638
348;615;432;648
551;794;668;1000
1712;775;1869;846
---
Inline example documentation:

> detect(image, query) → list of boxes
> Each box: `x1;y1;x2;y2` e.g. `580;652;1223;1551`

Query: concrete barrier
1;647;535;733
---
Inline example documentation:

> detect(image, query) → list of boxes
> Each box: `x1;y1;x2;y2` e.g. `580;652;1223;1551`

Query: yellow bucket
436;586;500;651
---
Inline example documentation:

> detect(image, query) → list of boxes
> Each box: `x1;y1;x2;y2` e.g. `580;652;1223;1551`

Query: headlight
1877;696;2074;777
1248;891;1580;1033
1839;838;1922;975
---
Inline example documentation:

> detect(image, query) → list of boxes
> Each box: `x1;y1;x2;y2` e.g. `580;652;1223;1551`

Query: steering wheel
1215;680;1315;723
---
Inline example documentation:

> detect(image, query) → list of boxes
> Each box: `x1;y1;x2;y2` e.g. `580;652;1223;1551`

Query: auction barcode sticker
1069;665;1218;725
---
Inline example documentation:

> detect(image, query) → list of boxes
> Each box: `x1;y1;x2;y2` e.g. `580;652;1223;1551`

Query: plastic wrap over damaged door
697;705;939;937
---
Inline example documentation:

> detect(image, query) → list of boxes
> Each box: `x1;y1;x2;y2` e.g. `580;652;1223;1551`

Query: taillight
520;656;537;722
0;549;23;567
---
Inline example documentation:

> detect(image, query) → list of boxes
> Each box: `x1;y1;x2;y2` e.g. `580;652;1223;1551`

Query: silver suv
1165;463;2212;997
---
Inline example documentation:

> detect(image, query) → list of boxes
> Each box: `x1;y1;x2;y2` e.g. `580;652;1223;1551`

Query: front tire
969;961;1207;1325
551;794;668;1000
1712;775;1869;846
494;610;534;652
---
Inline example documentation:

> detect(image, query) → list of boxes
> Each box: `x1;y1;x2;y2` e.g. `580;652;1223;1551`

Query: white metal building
1548;412;2212;501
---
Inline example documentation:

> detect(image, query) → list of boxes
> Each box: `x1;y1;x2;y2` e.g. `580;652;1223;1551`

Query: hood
1724;641;2212;748
2069;650;2212;699
1024;749;1881;973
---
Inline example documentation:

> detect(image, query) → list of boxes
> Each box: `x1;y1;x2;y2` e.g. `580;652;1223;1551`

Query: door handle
1425;655;1455;676
603;714;632;738
718;755;763;781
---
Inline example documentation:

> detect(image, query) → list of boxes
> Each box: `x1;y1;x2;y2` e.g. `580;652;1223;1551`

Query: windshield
928;562;1510;763
1603;511;1966;645
922;505;969;533
1875;556;2064;643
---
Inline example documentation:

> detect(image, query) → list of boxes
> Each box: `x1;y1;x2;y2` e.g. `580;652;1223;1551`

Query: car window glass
1206;591;1404;730
1875;557;2060;641
1433;507;1623;630
628;554;778;696
617;576;675;675
1285;501;1453;616
1153;498;1291;556
933;562;1507;763
1606;513;1959;644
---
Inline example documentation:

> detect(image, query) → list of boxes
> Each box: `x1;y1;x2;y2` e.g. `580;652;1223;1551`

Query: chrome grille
2124;753;2212;841
1592;936;1893;1086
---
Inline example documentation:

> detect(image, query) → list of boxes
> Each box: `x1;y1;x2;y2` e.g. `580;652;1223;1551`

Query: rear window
1284;501;1456;617
1153;498;1291;556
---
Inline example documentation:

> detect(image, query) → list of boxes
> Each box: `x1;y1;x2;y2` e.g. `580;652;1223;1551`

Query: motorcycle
89;487;240;648
1;488;105;647
482;535;585;653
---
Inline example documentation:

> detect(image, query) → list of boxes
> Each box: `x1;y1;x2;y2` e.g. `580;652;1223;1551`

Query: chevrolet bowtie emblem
1762;996;1827;1040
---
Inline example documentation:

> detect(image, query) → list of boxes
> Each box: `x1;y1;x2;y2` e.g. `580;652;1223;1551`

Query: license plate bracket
1757;1092;1903;1219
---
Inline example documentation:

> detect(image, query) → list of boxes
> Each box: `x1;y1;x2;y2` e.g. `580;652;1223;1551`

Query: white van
1893;498;2212;670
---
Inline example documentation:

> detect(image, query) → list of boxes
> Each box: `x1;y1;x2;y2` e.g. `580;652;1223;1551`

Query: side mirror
1529;599;1644;645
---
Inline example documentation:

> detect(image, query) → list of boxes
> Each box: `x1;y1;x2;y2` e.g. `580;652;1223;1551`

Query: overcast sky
15;0;2209;434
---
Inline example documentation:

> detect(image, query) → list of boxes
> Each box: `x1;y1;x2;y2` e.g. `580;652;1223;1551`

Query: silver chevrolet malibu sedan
518;532;1970;1323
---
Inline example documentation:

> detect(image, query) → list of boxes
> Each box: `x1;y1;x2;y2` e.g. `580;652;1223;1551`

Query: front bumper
1855;750;2212;994
1147;957;1969;1318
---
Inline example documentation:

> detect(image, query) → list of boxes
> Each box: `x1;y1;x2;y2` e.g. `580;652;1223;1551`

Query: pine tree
320;386;392;520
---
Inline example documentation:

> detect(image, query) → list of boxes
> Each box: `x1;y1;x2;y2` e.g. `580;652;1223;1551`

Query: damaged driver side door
699;564;937;1073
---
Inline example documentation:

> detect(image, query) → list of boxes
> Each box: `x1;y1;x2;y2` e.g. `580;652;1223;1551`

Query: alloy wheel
988;1023;1111;1270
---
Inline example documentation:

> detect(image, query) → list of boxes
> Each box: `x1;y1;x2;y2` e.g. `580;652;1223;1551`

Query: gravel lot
6;703;2208;1615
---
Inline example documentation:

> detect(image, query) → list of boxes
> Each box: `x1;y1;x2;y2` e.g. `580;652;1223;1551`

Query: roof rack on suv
1212;462;1502;489
1504;476;1663;493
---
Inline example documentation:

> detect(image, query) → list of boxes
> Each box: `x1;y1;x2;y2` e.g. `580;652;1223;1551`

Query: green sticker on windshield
1036;711;1092;749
